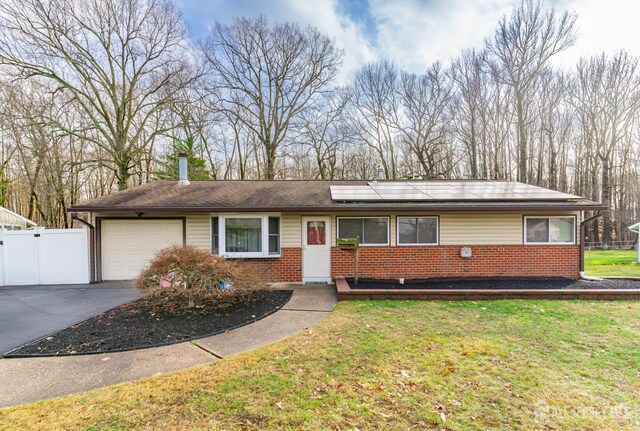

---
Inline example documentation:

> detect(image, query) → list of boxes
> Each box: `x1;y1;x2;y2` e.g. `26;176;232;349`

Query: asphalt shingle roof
67;180;605;213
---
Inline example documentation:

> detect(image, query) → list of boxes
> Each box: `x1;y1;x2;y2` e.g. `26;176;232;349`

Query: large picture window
524;216;575;244
225;218;261;253
337;217;389;245
397;216;438;245
212;215;281;257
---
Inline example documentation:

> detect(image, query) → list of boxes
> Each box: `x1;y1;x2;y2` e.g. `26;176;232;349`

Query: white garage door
101;219;184;280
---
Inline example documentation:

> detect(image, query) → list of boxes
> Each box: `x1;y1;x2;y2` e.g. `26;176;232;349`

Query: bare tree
0;0;197;190
295;88;351;179
397;63;453;179
485;0;577;183
573;51;640;245
450;50;489;179
351;61;400;179
202;16;343;179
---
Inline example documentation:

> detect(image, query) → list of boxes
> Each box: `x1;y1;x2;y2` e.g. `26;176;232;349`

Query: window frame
212;214;281;258
336;216;390;246
396;216;439;246
523;215;576;245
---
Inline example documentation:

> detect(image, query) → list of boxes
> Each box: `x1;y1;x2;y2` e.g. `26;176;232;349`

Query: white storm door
302;216;331;283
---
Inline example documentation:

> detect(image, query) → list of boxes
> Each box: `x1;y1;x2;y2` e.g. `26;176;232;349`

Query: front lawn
585;249;640;277
1;300;639;430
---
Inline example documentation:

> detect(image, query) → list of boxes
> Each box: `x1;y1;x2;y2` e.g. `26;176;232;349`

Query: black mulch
346;277;640;290
6;290;292;357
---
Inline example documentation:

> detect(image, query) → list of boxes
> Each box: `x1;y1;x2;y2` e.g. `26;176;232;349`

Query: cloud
369;0;516;72
554;0;640;68
176;0;640;80
175;0;375;82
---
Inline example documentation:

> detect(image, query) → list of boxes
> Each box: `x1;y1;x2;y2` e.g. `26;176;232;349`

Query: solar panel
329;187;382;201
376;191;431;200
330;181;584;202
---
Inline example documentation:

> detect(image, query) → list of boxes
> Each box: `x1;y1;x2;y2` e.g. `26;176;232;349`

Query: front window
213;215;281;257
397;217;438;245
225;218;262;253
337;217;389;245
525;217;575;244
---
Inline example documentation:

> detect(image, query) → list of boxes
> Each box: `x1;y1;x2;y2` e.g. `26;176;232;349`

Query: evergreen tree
156;137;211;181
0;169;9;206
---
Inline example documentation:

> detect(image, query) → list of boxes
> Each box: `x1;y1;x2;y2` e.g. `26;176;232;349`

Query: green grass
2;300;640;430
584;249;640;277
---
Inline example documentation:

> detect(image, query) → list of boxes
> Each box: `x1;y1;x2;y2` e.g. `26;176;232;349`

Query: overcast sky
176;0;640;82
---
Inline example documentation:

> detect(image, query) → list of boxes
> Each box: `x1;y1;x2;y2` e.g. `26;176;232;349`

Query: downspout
579;211;603;280
71;213;95;283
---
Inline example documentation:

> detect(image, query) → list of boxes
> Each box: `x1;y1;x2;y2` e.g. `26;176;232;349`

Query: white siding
282;214;301;247
94;210;582;253
439;213;522;245
186;214;211;250
440;211;581;245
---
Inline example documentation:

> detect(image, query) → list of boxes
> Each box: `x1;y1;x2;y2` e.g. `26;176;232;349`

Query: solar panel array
330;181;583;202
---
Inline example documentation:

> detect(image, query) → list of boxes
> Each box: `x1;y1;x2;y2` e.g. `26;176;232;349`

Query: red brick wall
234;245;580;282
331;245;580;280
234;247;302;282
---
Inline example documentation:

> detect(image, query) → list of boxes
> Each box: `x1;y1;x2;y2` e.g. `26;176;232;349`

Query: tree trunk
117;162;131;191
601;156;612;247
515;93;527;183
265;144;277;180
470;117;478;179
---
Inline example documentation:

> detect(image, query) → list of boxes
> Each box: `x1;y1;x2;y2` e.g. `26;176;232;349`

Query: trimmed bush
136;245;264;307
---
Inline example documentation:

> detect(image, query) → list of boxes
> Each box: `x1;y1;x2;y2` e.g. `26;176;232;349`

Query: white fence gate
0;228;90;286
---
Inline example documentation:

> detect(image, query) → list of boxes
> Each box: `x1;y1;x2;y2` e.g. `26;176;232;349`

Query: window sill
337;243;389;247
524;242;576;246
222;253;282;259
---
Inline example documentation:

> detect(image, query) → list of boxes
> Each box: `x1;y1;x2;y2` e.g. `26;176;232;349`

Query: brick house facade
71;179;604;283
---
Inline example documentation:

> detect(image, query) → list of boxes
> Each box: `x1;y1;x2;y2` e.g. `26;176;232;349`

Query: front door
302;216;331;283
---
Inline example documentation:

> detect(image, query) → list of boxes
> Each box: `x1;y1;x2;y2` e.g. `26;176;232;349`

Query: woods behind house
0;0;638;245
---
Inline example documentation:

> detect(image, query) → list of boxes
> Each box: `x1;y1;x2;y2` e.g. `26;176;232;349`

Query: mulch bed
346;277;640;290
6;290;292;357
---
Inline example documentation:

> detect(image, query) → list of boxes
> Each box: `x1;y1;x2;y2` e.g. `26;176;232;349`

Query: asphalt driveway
0;283;141;355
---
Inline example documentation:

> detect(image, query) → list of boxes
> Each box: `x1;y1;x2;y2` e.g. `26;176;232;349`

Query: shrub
136;245;264;307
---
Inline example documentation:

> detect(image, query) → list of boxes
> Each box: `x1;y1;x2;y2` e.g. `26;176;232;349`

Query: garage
100;218;185;280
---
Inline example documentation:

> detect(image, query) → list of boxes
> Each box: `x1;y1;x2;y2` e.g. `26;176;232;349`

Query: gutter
68;203;608;213
579;210;603;275
71;213;95;283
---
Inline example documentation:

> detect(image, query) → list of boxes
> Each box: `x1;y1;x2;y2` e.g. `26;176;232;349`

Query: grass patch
585;249;640;277
1;300;640;430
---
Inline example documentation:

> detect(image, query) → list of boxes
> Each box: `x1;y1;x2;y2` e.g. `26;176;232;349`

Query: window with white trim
397;216;438;245
211;217;219;254
337;217;389;245
268;216;280;255
212;215;281;257
524;216;575;244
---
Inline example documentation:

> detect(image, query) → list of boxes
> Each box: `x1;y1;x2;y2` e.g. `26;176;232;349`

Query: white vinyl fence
0;228;90;286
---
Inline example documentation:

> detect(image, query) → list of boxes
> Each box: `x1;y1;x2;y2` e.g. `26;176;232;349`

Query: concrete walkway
0;284;337;408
